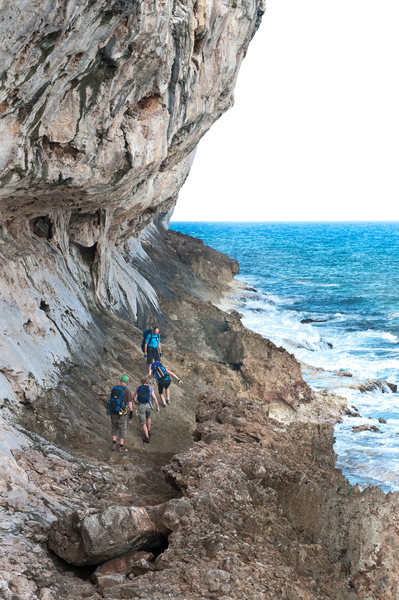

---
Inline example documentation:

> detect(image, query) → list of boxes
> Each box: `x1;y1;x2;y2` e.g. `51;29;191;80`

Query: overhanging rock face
0;0;265;403
0;0;265;238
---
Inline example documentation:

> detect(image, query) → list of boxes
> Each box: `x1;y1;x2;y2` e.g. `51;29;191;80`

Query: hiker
132;377;160;443
143;326;162;373
106;374;133;453
150;361;183;407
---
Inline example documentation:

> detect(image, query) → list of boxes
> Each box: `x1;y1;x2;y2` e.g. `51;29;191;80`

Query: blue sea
170;221;399;493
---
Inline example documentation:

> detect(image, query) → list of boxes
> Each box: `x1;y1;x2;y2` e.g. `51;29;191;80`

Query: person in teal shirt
144;326;162;373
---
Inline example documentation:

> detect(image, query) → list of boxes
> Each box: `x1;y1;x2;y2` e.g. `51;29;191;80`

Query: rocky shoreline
0;228;398;599
1;2;399;597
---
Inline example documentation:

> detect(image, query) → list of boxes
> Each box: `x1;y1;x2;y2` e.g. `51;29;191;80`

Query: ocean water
170;221;399;493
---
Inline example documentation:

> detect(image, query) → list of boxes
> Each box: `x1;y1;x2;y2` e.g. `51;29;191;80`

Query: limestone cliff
2;3;399;600
0;0;264;415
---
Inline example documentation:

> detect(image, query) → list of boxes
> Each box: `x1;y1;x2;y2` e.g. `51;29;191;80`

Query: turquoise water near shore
170;221;399;493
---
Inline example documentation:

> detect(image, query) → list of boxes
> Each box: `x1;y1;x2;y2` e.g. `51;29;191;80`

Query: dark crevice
70;241;97;267
39;300;50;314
31;216;53;239
48;549;97;581
229;362;243;371
141;532;170;558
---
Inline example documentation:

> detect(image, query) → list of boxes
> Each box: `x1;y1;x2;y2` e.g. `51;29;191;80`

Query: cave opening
31;216;53;240
71;241;97;268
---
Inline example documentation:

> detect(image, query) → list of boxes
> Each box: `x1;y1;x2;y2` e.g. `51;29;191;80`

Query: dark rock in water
378;418;388;424
301;318;329;324
337;370;353;378
48;506;162;566
351;405;359;412
245;287;257;293
346;409;361;418
356;380;397;393
352;424;381;433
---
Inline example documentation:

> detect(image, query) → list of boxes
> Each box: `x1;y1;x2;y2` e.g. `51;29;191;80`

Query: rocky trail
0;230;398;599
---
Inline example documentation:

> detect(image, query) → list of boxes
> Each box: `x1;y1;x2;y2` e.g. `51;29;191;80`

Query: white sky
172;0;399;222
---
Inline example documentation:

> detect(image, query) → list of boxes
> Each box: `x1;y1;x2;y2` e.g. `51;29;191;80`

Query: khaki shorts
138;403;152;425
110;412;127;438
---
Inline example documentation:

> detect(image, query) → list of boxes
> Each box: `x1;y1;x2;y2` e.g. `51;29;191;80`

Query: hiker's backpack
107;386;128;415
137;384;151;404
152;362;170;381
141;329;153;353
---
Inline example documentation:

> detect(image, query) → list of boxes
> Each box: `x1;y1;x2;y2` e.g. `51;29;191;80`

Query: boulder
48;506;161;566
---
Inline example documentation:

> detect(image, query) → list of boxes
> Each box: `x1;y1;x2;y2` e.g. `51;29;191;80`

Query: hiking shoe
162;401;167;407
166;398;170;405
143;437;150;444
111;443;117;451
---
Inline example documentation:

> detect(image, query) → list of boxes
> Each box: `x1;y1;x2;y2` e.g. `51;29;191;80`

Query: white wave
382;332;399;342
239;291;399;387
295;280;340;288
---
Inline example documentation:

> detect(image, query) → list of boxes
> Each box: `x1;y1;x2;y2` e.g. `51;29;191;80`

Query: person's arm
158;337;162;353
151;390;159;411
132;389;138;404
166;368;183;384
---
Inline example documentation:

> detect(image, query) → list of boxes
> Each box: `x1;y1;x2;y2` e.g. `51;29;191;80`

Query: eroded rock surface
0;0;265;442
1;2;399;599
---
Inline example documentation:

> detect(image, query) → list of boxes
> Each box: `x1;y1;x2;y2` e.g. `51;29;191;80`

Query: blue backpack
107;386;127;415
151;362;170;382
141;329;153;353
137;385;151;404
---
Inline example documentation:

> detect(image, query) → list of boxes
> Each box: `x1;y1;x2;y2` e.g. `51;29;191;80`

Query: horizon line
170;219;399;224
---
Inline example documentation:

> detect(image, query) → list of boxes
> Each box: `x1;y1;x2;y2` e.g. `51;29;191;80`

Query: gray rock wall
0;0;264;406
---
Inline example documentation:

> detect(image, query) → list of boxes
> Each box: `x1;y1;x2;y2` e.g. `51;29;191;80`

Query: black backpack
137;385;151;404
107;386;127;414
141;329;153;353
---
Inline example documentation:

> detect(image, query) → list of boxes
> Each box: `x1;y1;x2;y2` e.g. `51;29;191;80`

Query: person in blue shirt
150;361;183;406
144;326;162;374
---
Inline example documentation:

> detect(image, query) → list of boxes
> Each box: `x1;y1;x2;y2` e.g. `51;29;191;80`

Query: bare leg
142;424;150;440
